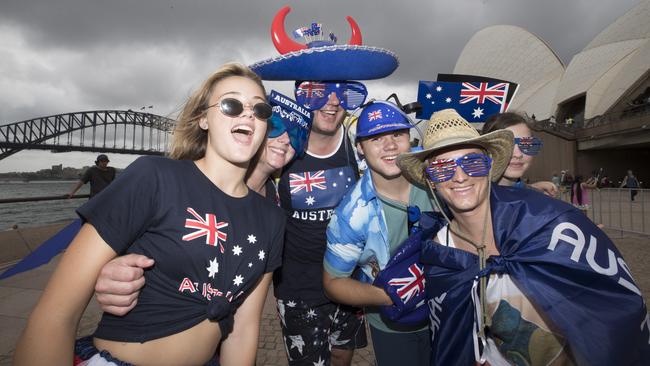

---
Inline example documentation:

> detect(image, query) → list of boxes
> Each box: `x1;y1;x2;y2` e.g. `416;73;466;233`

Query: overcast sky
0;0;641;173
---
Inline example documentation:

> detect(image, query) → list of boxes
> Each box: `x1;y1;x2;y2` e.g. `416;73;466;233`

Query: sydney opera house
454;0;650;184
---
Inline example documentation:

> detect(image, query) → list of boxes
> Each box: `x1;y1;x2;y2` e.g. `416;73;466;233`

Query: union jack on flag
388;264;425;304
296;82;326;99
182;207;228;253
289;170;327;194
368;110;383;121
459;82;508;106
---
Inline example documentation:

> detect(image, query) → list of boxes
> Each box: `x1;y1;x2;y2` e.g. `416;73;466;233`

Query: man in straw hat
322;100;433;366
396;109;649;365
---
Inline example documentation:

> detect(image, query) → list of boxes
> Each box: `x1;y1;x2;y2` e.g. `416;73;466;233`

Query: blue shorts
73;336;221;366
74;336;133;366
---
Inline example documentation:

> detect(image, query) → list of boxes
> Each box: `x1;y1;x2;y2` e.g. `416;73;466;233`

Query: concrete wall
525;130;577;182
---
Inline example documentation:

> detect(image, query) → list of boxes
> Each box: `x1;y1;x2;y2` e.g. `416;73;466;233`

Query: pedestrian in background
67;154;116;198
620;169;640;201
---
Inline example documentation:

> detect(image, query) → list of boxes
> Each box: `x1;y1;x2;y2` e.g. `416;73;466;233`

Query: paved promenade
1;225;648;365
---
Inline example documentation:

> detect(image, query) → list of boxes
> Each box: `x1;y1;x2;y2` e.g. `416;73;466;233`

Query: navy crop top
77;156;284;342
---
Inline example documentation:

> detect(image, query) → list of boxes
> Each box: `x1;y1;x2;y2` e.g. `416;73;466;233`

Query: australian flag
416;81;510;123
289;166;355;209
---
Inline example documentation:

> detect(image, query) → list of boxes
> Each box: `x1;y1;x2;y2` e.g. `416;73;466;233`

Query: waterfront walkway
1;225;648;365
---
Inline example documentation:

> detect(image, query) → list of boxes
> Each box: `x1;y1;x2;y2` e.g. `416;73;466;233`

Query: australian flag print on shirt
289;166;355;209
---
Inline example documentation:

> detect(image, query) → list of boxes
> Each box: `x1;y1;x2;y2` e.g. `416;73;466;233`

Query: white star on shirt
436;86;443;92
248;262;253;268
206;257;219;278
232;245;242;256
233;274;244;286
306;309;317;319
445;97;452;103
425;93;432;99
305;196;315;205
287;300;297;307
289;335;305;355
258;250;266;261
313;356;325;366
472;107;484;119
247;234;257;244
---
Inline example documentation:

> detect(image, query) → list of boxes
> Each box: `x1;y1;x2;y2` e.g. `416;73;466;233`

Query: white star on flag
436;86;443;92
472;107;484;119
426;93;432;99
232;245;242;256
445;97;452;103
258;250;266;261
206;257;219;278
233;274;244;286
305;196;315;205
247;234;257;244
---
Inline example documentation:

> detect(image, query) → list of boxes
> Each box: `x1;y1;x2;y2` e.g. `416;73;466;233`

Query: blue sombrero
250;6;399;81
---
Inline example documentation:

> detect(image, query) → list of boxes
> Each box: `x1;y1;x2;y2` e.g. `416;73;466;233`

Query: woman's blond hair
168;62;266;160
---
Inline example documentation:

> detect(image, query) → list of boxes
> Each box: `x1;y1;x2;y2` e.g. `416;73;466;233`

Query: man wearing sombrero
396;109;649;365
250;7;399;366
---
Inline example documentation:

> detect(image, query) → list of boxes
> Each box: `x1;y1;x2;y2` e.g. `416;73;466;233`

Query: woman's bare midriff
93;318;222;366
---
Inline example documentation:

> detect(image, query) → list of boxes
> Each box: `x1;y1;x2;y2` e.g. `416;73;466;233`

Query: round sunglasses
426;153;492;183
206;98;273;120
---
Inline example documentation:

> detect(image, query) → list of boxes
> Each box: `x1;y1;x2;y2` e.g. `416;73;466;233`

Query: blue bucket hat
250;6;398;81
356;101;414;140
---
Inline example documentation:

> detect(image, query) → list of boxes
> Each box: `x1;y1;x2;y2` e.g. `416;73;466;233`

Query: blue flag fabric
288;166;356;209
416;81;509;123
421;186;650;365
0;219;81;280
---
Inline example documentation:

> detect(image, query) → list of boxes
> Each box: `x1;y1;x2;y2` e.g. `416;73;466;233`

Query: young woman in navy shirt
14;63;285;366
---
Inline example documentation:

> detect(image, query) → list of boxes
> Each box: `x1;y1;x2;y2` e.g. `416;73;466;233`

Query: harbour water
0;181;89;230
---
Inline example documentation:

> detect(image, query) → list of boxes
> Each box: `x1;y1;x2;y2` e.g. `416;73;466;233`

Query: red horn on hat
271;6;307;54
346;16;362;45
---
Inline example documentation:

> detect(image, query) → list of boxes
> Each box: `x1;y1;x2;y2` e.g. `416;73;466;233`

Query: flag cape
0;219;81;279
421;186;650;365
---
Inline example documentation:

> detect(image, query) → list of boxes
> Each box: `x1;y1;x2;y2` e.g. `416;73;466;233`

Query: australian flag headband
250;6;399;81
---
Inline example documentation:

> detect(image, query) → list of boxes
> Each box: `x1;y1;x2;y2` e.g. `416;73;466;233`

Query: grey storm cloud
0;0;641;171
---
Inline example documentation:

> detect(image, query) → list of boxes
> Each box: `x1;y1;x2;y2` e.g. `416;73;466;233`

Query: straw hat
397;109;514;186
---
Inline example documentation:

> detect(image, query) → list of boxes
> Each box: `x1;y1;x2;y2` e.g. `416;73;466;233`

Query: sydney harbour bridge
0;110;176;160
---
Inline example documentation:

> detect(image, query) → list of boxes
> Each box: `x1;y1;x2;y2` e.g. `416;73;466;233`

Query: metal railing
559;187;650;236
531;103;650;136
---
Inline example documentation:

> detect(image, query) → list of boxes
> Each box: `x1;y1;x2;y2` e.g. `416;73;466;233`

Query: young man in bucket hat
322;100;433;366
396;109;650;365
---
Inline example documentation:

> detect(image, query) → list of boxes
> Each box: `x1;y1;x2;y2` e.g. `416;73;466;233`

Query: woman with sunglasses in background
14;63;285;366
246;90;311;205
482;112;558;196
